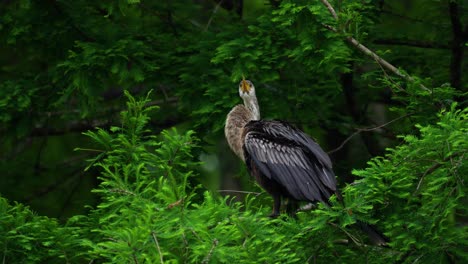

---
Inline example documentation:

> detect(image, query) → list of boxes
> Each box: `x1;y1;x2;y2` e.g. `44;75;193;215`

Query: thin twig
190;228;203;242
202;239;219;264
167;198;184;209
217;190;262;196
109;189;136;196
151;231;165;264
414;152;463;193
328;222;363;247
328;113;413;154
373;52;407;93
205;1;223;31
415;163;443;191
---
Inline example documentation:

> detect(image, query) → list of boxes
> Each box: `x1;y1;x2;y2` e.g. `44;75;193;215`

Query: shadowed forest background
0;0;467;263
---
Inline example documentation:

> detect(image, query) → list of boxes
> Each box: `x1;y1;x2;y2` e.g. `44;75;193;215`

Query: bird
225;78;388;246
225;78;337;217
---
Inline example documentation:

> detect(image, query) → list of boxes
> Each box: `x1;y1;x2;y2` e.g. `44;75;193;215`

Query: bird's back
242;120;337;203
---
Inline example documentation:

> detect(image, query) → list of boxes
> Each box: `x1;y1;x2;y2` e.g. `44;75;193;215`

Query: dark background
0;0;466;220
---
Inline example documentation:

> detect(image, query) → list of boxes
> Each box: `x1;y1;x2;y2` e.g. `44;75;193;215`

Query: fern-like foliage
345;104;467;262
1;93;466;263
0;197;89;263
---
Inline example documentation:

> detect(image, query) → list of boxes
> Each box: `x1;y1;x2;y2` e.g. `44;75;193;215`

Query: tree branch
319;0;337;20
346;36;411;80
217;190;262;196
414;152;463;193
319;0;431;92
205;1;223;31
328;113;413;154
151;231;165;264
202;239;219;264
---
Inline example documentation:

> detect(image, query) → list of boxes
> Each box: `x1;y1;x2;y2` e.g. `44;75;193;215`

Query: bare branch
205;1;223;31
202;239;219;264
151;231;165;264
319;0;337;20
414;152;463;193
346;37;411;81
109;189;136;196
328;222;363;247
217;190;262;196
319;0;431;92
328;113;414;154
167;198;184;209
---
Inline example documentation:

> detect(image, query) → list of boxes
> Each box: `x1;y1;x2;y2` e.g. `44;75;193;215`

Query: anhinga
225;78;337;217
225;79;388;246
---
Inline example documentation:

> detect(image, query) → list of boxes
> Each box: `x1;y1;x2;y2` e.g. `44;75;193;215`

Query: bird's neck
243;96;260;120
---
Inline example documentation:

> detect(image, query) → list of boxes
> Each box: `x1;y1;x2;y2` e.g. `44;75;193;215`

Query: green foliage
346;104;467;262
1;0;467;263
3;92;465;263
0;197;89;263
75;92;362;263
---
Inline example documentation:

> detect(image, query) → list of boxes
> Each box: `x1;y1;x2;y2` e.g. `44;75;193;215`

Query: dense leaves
2;92;466;263
0;0;467;263
347;105;467;262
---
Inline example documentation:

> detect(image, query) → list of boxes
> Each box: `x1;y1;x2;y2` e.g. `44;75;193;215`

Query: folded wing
243;120;336;203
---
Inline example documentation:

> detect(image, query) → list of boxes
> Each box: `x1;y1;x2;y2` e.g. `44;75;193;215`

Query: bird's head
237;76;260;120
239;77;256;99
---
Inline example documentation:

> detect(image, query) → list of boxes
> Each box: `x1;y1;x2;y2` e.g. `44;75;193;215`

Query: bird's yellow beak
241;77;250;93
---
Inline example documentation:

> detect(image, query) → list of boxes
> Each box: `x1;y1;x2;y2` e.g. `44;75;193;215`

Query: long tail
355;220;388;246
335;191;388;246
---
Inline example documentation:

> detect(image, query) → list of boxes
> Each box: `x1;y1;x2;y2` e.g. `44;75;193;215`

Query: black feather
243;120;337;205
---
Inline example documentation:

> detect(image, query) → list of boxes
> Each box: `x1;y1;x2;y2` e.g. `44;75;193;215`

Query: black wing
243;120;336;203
